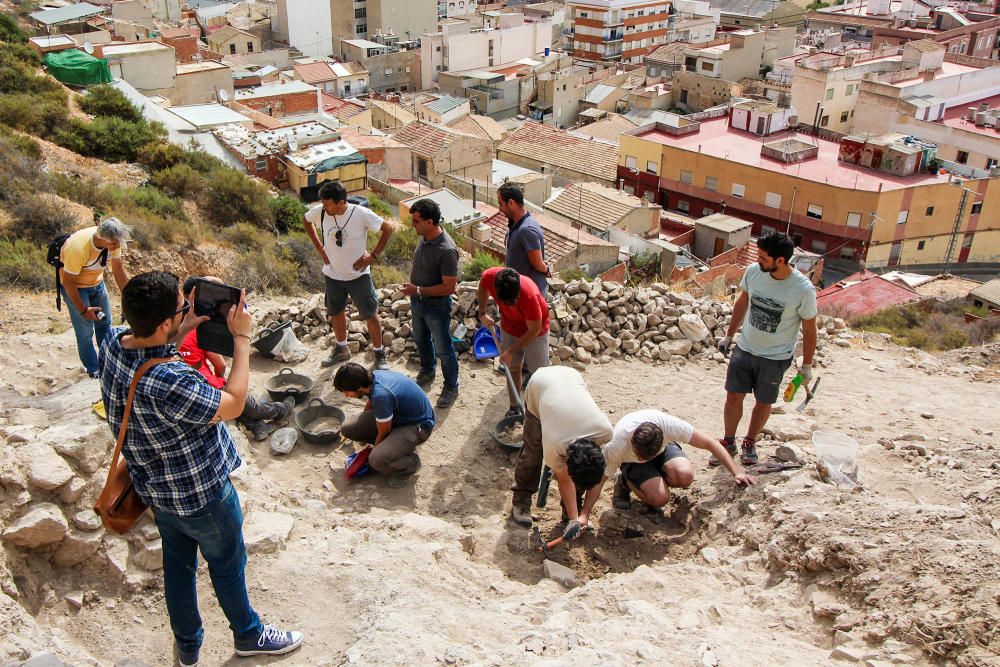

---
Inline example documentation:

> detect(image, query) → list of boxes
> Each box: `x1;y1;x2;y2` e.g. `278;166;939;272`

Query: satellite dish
217;88;230;102
82;42;94;54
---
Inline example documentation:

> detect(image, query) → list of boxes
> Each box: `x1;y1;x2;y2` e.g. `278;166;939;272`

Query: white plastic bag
270;328;309;363
812;430;860;488
270;427;298;455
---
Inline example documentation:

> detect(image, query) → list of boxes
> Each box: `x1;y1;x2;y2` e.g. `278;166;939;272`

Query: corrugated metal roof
584;84;616;104
236;80;316;98
30;2;104;25
423;94;467;115
401;188;482;226
970;277;1000;306
168;104;250;129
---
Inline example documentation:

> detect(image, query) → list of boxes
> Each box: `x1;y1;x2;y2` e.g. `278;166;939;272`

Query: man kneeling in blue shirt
334;362;435;487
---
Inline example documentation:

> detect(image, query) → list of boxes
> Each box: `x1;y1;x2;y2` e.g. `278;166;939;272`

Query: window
680;169;693;184
705;176;718;191
701;61;714;72
925;206;934;216
846;84;854;96
731;183;745;198
811;240;827;253
840;112;848;123
765;192;781;208
677;200;690;213
840;247;855;260
436;46;441;52
247;42;254;53
820;114;829;127
625;155;637;169
971;201;983;215
385;67;393;75
987;158;998;169
806;203;823;219
646;160;657;174
846;212;861;227
679;89;688;104
896;210;908;225
355;7;366;16
436;65;442;71
254;158;267;171
957;150;969;164
825;88;834;100
229;43;237;54
702;207;713;216
917;240;926;250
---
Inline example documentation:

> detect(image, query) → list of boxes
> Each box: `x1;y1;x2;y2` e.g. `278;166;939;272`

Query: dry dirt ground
1;292;999;666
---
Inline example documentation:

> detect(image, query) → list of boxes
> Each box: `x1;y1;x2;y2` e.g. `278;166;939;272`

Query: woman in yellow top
59;218;130;378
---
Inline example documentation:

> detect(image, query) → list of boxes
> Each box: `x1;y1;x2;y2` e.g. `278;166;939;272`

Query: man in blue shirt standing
498;182;550;297
334;362;436;487
99;271;302;666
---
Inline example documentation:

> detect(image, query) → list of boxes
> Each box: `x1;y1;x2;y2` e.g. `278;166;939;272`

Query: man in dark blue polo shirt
99;271;302;666
498;182;550;298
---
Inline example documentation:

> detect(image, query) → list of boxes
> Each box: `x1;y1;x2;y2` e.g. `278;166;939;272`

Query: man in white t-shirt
304;181;394;370
581;409;755;520
510;366;613;542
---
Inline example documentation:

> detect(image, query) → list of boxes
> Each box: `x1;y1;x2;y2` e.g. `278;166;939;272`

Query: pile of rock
260;278;837;368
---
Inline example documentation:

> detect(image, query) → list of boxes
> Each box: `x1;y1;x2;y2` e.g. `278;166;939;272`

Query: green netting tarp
43;49;112;86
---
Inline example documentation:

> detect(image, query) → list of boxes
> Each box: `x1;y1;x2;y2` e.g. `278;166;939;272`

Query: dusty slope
1;293;998;666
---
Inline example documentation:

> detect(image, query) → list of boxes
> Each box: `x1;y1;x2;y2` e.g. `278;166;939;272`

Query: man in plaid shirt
98;271;303;665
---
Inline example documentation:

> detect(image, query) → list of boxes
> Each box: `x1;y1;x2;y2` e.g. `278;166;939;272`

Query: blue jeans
153;480;263;654
410;295;459;389
61;282;112;376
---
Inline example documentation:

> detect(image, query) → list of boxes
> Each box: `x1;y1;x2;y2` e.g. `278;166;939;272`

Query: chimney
472;178;477;209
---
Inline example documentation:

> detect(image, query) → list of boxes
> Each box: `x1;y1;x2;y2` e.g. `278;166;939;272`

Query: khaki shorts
500;329;550;373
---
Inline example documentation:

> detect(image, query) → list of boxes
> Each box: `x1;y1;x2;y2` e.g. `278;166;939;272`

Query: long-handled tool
488;325;523;413
532;526;563;558
797;376;821;413
536;465;552;508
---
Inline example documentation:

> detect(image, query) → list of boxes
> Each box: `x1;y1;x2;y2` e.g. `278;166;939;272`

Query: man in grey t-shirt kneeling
715;233;818;466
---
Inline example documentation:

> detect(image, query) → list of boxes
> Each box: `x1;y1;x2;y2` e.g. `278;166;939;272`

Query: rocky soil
0;286;998;667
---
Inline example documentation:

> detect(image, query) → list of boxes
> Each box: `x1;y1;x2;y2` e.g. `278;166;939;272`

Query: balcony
605;31;623;42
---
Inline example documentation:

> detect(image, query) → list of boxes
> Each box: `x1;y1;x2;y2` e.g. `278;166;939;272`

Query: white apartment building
567;0;670;64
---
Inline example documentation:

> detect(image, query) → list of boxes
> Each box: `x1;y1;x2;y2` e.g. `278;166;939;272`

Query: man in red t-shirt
477;267;551;416
180;277;293;440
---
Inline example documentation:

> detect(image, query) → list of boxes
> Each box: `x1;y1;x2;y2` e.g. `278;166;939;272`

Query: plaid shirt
99;327;241;516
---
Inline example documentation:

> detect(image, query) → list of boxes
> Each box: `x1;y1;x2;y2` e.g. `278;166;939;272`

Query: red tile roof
160;26;198;39
816;271;921;318
498;121;619;183
480;210;614;265
294;61;336;84
321;93;367;121
393;121;477;157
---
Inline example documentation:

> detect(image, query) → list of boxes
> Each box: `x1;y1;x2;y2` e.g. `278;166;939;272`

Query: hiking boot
234;624;303;657
709;438;739;467
321;345;352;368
415;371;435;389
176;644;199;667
246;419;276;442
436;386;458;409
275;397;295;422
509;506;532;528
612;473;632;510
740;437;759;466
371;348;389;371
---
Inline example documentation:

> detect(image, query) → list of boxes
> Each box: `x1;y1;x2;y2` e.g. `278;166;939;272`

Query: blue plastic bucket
473;326;499;360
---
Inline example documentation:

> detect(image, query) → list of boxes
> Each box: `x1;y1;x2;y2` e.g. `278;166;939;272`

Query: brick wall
161;35;198;62
239;90;317;117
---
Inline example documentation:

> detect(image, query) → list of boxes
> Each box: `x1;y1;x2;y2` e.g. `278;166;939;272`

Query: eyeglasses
335;229;344;247
175;299;191;317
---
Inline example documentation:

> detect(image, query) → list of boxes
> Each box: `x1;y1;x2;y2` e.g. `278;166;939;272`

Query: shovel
488;325;524;415
532;526;563;558
797;377;821;413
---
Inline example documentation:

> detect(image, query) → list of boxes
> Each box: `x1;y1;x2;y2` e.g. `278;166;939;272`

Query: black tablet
194;278;242;357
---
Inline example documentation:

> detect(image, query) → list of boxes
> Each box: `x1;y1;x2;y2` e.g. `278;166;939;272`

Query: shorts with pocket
325;274;379;319
724;345;793;405
620;443;687;487
499;328;550;373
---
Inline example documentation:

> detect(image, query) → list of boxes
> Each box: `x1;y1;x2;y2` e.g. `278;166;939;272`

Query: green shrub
0;13;28;44
222;222;272;249
138;142;184;172
226;245;300;295
49;173;116;210
179;143;225;175
371;263;407;287
368;194;393;219
0;239;50;291
461;251;502;282
130;186;187;221
56;116;167;163
282;231;324;292
0;129;41;201
270;194;306;233
79;85;142;122
0;123;40;159
558;267;586;282
0;91;68;136
202;167;274;228
369;222;418;266
149;163;204;198
9;193;77;243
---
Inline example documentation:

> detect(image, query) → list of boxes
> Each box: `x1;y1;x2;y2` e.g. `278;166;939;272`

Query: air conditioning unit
472;223;491;242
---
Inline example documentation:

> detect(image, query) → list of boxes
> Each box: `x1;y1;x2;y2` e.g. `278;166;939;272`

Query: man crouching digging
334;362;435;488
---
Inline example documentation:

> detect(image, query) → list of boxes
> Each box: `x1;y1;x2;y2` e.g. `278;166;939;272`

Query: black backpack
46;233;71;311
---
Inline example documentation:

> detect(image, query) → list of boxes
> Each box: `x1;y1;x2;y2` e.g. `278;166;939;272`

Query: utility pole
943;183;972;277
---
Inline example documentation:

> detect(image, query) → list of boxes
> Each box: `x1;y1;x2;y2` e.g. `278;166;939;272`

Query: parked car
347;195;370;208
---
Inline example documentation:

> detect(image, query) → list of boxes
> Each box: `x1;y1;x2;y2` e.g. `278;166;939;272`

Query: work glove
562;519;583;541
800;364;814;385
717;336;733;355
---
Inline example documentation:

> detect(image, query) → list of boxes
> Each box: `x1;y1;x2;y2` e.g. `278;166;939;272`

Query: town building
292;60;369;98
497;120;620;187
322;94;373;128
399;188;487;226
340;39;421;93
235;80;319;117
618;115;1000;270
543;181;661;238
207;25;262;57
414;94;471;125
285;138;368;199
214;120;342;184
369;98;417;131
158;26;200;62
392;121;494;188
566;0;669;65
